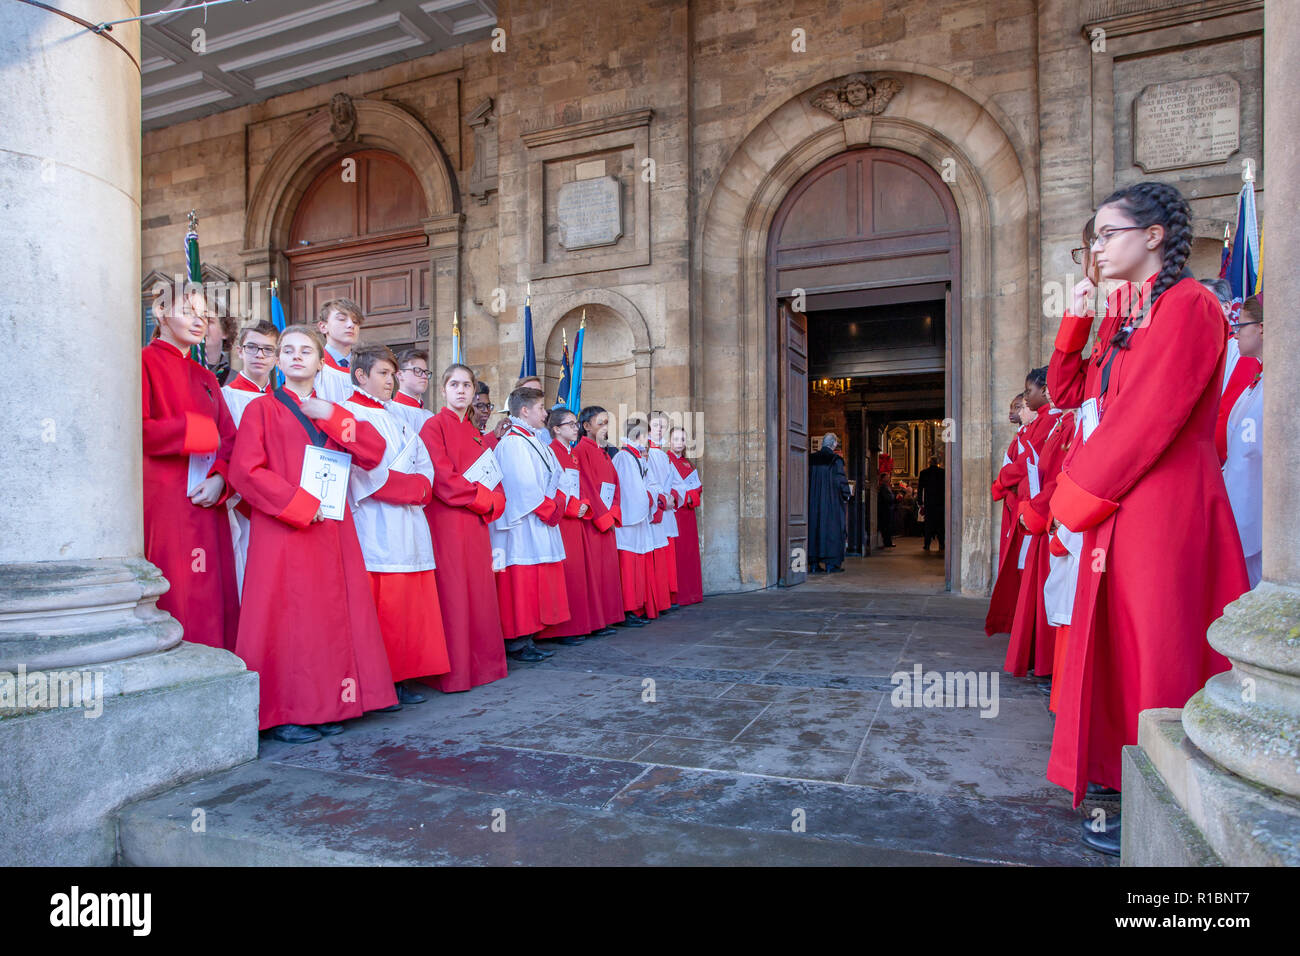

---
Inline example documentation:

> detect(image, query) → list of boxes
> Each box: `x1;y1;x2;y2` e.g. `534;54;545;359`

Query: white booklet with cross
300;445;353;521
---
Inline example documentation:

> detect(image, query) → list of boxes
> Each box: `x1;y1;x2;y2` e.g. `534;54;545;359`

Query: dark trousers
923;512;944;549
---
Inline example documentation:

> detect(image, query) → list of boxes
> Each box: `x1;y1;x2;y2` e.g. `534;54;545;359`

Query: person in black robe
918;455;945;551
877;474;896;549
807;433;852;573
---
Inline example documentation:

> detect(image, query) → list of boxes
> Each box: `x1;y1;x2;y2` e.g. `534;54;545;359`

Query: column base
0;641;258;866
1121;709;1300;867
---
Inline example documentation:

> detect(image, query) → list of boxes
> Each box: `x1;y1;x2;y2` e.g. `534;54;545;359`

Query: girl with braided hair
1044;181;1249;854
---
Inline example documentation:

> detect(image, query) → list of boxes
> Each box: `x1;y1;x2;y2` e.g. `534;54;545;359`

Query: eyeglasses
400;367;432;379
555;420;579;429
241;344;276;357
1229;320;1261;332
472;401;495;411
1070;247;1089;265
1090;226;1145;249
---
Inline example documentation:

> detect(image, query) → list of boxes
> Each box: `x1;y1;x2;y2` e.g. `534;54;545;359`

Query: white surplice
490;418;566;567
612;445;655;555
1223;378;1263;588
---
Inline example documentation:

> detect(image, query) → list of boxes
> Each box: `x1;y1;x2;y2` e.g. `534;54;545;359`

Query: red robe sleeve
141;357;219;456
420;415;495;514
229;402;319;529
1051;283;1225;531
206;394;239;504
371;471;432;507
316;403;385;471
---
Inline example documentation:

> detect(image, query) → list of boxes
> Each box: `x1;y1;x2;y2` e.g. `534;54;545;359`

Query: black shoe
619;612;647;628
1080;814;1121;857
1086;783;1121;796
555;635;586;645
269;724;321;743
395;683;426;705
530;638;556;658
828;566;845;574
507;644;548;662
314;722;344;736
590;627;618;637
671;603;681;610
1035;680;1053;696
372;702;403;713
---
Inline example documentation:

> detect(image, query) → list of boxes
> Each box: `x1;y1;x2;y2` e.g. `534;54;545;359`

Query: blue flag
568;318;585;412
1227;182;1259;318
556;337;571;408
270;283;287;388
520;298;537;378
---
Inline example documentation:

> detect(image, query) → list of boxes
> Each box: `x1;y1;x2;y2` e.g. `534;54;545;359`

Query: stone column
0;1;256;866
1122;0;1300;866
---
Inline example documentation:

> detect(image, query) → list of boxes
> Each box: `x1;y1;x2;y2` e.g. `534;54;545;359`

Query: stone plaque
1133;75;1240;172
556;176;622;250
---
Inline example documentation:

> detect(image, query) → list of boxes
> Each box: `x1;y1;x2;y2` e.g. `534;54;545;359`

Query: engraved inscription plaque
556;176;623;250
1133;75;1240;173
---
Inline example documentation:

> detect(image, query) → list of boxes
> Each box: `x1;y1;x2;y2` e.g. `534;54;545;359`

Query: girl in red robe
991;395;1027;566
418;364;509;692
539;406;617;642
667;426;704;606
229;325;399;743
141;290;239;652
1045;182;1249;847
574;407;634;630
985;382;1055;636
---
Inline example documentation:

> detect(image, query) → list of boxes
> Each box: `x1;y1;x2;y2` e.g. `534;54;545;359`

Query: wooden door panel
781;305;809;586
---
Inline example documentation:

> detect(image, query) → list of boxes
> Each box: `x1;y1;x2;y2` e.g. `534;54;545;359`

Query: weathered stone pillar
0;1;257;865
1122;0;1300;866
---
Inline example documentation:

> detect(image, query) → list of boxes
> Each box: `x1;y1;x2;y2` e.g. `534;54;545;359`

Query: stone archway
695;67;1037;596
538;287;654;415
240;96;463;366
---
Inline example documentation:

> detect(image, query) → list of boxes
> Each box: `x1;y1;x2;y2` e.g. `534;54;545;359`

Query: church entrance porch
118;587;1110;867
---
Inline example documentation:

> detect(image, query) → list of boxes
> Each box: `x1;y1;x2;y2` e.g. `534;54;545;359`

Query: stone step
115;759;971;867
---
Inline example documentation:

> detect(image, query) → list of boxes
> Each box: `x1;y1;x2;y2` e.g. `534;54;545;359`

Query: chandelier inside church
812;376;852;397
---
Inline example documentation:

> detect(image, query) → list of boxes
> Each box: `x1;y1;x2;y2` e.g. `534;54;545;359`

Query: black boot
395;682;427;705
619;612;647;628
314;722;345;736
269;724;322;743
1080;812;1121;857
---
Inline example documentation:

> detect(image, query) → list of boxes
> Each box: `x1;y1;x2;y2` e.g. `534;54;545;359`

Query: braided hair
1096;181;1194;348
1026;365;1048;389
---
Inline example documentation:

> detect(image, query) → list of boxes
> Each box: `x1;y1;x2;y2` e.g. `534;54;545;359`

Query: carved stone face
845;81;868;108
331;94;349;123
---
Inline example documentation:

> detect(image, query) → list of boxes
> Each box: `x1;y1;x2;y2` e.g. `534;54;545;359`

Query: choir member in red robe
991;394;1027;566
342;345;450;701
539;406;617;642
470;382;507;450
985;383;1054;636
668;426;704;606
491;388;572;660
613;418;662;623
647;413;686;610
575;406;637;629
418;364;510;691
141;289;239;652
1201;279;1263;467
229;325;398;743
313;298;364;403
1004;377;1071;679
221;320;278;597
1045;183;1249;855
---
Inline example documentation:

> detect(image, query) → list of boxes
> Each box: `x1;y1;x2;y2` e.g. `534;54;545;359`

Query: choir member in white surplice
220;320;279;597
491;387;571;662
647;411;690;610
313;297;365;403
613;418;662;623
1223;295;1264;589
341;344;451;699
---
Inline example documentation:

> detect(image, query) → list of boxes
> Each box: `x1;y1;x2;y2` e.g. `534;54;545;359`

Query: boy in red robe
343;344;451;702
539;406;617;644
991;394;1027;566
229;325;398;743
141;288;239;651
392;347;432;414
418;364;510;691
575;406;635;629
668;425;704;606
613;417;662;623
314;297;364;403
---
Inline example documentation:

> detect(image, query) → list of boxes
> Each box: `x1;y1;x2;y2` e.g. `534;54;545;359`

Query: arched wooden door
286;149;431;353
767;147;961;587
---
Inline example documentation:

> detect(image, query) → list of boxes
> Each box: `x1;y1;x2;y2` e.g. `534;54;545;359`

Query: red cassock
392;391;424;410
1046;277;1249;805
1004;409;1075;677
538;439;607;638
141;339;239;652
1215;352;1262;464
985;408;1056;637
419;407;508;692
228;390;398;728
667;450;704;606
573;436;626;628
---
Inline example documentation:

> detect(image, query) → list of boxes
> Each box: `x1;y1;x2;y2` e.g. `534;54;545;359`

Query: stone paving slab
116;587;1116;866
